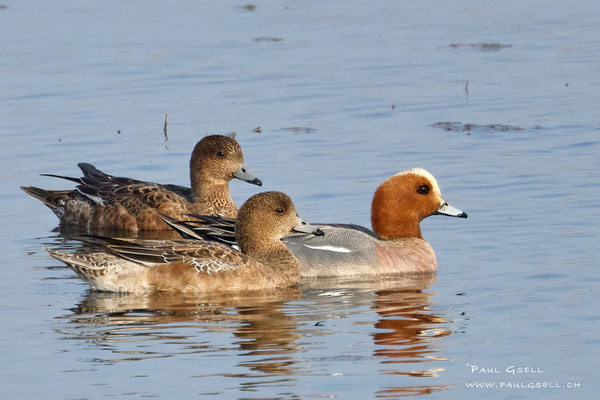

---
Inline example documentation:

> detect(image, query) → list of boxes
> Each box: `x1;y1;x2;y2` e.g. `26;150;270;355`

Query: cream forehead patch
391;168;441;194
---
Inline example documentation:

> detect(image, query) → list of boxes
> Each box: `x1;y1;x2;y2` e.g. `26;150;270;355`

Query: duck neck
240;239;290;259
262;247;301;282
372;217;423;240
370;196;423;240
242;240;301;282
192;180;234;210
372;221;423;240
190;165;236;216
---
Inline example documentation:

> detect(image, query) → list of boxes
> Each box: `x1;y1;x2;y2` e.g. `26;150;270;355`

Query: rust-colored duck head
371;168;467;240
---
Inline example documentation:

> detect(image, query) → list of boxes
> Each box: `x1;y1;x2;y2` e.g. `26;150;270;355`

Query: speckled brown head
235;192;302;255
370;168;467;240
189;135;261;195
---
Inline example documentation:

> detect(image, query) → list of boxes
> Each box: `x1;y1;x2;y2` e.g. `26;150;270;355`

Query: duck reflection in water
61;288;302;379
300;273;452;397
58;273;455;397
370;274;454;397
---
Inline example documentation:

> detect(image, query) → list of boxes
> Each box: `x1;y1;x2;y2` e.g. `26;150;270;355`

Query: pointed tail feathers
21;186;73;217
39;173;82;184
46;248;147;292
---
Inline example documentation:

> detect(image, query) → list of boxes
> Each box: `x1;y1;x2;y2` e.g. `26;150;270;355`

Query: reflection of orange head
372;288;441;357
370;276;450;396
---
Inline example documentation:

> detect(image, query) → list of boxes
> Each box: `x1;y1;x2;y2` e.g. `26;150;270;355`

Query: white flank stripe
318;291;348;297
303;244;352;253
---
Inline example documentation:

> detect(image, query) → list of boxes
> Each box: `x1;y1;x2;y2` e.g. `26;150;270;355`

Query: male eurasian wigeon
21;135;262;231
164;168;467;276
47;192;324;292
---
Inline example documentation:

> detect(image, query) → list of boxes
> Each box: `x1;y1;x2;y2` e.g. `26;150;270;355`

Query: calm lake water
1;1;599;399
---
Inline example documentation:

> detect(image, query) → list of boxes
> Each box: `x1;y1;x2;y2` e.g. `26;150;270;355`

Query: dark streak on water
431;122;525;133
448;43;513;52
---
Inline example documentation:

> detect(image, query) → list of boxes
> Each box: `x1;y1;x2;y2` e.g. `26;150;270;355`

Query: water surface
1;1;598;399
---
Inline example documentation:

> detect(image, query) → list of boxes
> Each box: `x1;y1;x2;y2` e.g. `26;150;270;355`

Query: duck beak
293;216;325;236
435;200;468;218
233;164;262;186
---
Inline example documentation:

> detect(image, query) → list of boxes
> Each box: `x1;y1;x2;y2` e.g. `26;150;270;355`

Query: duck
47;191;324;293
21;135;262;231
162;168;467;277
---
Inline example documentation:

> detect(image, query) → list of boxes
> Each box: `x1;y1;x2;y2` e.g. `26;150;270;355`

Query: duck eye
216;151;225;158
275;208;284;214
417;184;430;195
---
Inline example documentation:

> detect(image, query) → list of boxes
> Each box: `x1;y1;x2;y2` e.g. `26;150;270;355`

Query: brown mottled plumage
21;135;262;231
47;192;323;293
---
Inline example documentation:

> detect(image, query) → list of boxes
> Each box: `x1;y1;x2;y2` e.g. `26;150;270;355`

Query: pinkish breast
375;238;438;273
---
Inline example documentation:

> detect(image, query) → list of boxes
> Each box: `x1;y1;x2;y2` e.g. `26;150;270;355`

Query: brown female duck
47;192;323;293
22;135;261;231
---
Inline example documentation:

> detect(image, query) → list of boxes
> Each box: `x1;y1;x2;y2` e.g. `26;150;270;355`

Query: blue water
1;0;599;399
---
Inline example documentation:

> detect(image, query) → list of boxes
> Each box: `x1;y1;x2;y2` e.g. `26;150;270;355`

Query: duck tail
21;186;73;218
46;247;97;270
46;247;143;292
46;248;109;285
39;173;82;184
